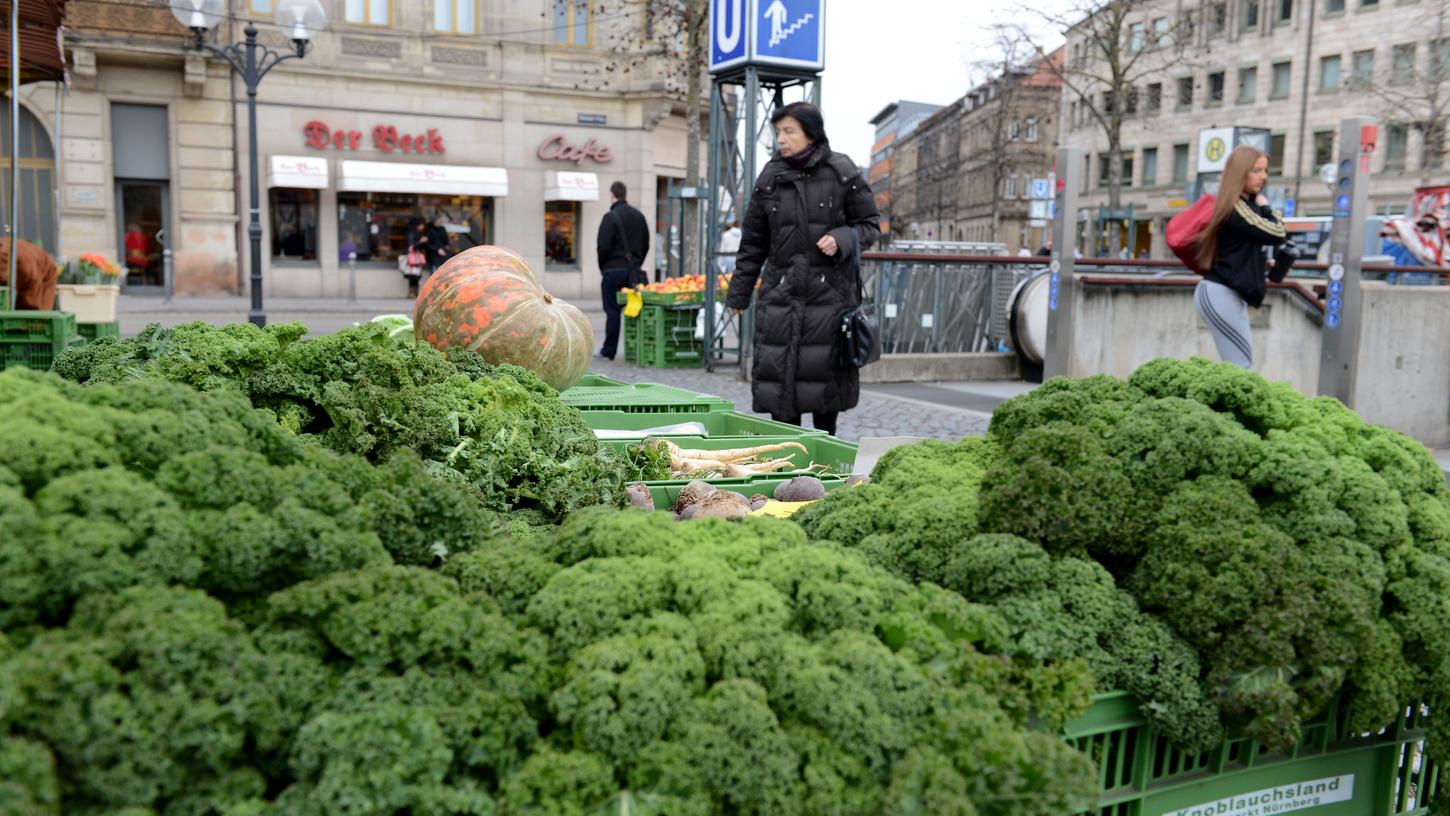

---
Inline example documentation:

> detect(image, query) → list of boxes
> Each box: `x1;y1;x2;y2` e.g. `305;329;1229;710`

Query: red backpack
1166;194;1215;274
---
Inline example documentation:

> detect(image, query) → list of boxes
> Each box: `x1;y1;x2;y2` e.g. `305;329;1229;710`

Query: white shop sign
339;160;509;197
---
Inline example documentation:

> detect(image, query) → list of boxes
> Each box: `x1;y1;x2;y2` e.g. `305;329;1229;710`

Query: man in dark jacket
595;181;650;360
725;102;880;435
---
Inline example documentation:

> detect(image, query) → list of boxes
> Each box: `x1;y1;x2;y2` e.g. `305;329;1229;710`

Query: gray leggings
1194;279;1253;369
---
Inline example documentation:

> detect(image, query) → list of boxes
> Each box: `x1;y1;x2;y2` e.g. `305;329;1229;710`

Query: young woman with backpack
1190;145;1287;369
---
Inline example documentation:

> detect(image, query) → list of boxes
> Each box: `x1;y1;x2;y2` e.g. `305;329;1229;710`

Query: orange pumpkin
414;246;594;391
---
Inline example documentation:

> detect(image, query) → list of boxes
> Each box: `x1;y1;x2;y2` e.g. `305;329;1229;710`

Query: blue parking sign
710;0;749;73
753;0;825;70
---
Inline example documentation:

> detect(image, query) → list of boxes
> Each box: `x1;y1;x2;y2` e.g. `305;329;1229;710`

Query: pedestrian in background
717;220;742;274
1192;145;1286;369
726;101;881;437
425;215;452;280
595;180;650;360
404;217;428;298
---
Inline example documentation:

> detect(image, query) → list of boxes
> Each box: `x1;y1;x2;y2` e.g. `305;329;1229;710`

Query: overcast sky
817;0;1077;164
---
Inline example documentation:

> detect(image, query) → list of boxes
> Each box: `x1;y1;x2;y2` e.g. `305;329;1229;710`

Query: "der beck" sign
304;121;446;156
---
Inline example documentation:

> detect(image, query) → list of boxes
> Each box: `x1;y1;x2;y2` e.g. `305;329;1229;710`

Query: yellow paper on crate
623;289;644;318
750;499;815;518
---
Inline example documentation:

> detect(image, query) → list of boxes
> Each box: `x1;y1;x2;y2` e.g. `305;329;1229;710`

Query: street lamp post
170;0;326;328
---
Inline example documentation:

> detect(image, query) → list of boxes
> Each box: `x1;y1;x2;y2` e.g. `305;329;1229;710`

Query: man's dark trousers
599;267;633;359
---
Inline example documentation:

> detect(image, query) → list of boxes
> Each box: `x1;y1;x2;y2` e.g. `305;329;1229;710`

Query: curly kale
51;321;628;520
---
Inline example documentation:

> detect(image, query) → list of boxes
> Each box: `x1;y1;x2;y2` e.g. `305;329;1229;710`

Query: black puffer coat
725;145;880;418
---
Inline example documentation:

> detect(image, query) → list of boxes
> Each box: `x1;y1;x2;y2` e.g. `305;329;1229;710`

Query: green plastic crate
561;383;733;414
636;472;848;512
0;311;79;371
583;410;821;437
77;321;121;342
568;373;627;390
604;434;857;475
637;306;706;368
1065;692;1438;815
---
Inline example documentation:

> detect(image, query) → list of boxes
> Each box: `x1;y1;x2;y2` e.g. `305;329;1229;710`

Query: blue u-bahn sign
710;0;826;74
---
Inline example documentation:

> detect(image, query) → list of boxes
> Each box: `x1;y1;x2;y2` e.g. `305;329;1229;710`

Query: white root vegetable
645;438;815;478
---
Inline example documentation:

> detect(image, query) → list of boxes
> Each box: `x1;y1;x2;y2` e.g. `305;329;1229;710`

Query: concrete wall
1064;277;1450;446
1351;284;1450;447
1067;277;1324;394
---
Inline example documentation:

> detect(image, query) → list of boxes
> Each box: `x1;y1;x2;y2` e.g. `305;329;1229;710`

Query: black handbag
1268;239;1298;284
836;229;881;370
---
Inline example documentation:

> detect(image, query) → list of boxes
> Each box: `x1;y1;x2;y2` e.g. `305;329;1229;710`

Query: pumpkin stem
543;293;554;304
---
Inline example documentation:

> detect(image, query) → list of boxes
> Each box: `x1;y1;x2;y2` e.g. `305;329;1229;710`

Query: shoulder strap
610;208;638;267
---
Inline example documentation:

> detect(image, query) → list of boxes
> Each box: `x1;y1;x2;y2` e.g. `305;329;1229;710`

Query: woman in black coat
725;102;881;435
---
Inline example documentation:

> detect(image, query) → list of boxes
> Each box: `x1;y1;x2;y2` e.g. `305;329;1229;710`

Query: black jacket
1204;197;1286;308
424;223;451;270
725;145;881;418
597;201;650;272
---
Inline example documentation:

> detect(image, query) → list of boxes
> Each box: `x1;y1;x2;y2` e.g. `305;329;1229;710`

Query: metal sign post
1317;115;1376;404
1043;147;1082;379
705;0;824;374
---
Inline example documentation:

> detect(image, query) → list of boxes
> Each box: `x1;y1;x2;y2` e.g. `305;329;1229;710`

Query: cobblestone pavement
586;356;1028;443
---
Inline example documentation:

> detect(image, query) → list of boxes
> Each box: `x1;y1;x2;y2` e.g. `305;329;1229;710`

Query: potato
625;483;655;511
773;476;826;503
750;497;768;511
679;503;701;521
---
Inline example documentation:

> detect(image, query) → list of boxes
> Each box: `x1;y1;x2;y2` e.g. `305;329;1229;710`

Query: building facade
1059;0;1447;258
29;0;701;301
866;100;942;240
890;52;1062;254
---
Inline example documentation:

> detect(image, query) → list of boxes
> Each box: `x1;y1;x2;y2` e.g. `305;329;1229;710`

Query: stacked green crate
637;305;704;368
0;311;81;371
561;383;733;414
77;321;121;342
581;409;820;437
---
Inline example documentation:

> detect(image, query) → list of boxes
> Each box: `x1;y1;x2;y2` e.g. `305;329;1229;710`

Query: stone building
18;0;702;299
866;100;942;240
1059;0;1447;258
889;51;1062;254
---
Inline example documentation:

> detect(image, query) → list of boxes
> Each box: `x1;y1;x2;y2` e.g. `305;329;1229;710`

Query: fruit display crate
0;311;82;371
1065;692;1438;816
77;321;121;342
601;433;858;476
583;409;822;438
561;383;733;414
638;472;848;511
616;288;722;306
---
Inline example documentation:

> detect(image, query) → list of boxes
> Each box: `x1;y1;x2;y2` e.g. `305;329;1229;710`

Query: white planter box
56;284;120;323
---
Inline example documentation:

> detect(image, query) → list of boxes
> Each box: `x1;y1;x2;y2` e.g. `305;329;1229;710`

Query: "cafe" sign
537;134;613;165
304;121;447;155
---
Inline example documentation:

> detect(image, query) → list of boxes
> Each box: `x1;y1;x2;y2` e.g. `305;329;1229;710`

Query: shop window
337;192;491;263
435;0;476;34
270;189;317;261
552;0;590;46
545;201;581;268
344;0;390;26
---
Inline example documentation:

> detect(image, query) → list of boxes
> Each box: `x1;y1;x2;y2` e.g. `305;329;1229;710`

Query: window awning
268;155;329;189
339;160;508;197
545;171;599;202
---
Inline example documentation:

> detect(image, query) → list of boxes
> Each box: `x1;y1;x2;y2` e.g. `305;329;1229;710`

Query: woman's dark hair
770;101;827;145
408;216;425;230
